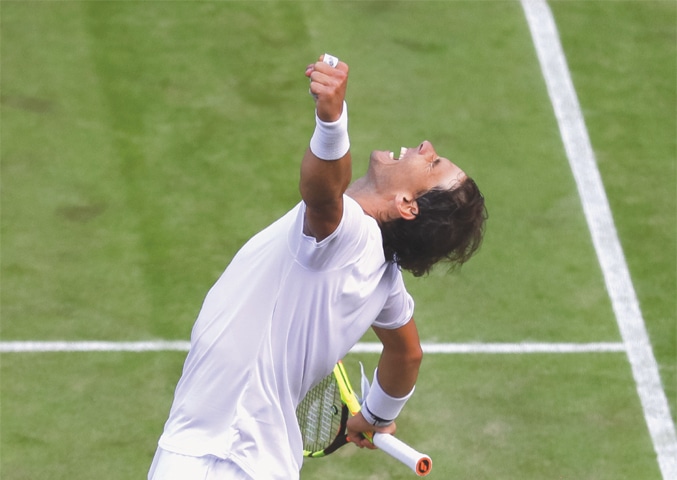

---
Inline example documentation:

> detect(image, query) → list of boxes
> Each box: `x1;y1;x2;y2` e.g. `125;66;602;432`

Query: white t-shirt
158;196;414;479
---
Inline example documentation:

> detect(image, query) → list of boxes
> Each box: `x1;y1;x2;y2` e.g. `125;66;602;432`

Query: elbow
408;343;424;369
390;342;423;370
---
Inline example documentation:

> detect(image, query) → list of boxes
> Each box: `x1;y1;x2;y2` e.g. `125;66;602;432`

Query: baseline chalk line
0;340;625;354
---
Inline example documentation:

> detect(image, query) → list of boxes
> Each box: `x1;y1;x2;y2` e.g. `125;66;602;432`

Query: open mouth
388;147;409;161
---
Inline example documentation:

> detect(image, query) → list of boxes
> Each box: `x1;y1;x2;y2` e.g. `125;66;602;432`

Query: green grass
1;352;182;479
550;0;677;421
1;1;674;479
303;355;662;479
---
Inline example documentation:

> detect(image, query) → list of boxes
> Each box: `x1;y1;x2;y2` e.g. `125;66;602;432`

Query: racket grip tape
373;433;432;477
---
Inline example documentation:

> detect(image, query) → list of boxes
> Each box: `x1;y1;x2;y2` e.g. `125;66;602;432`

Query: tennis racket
297;360;432;476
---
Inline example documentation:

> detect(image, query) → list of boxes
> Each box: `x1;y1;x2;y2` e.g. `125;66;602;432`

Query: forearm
376;341;422;398
353;319;422;431
373;320;423;397
358;346;421;429
347;321;421;447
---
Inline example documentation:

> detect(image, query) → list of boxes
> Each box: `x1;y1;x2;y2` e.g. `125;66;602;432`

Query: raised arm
300;55;352;241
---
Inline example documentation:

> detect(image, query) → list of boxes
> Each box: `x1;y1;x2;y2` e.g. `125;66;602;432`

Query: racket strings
297;374;343;452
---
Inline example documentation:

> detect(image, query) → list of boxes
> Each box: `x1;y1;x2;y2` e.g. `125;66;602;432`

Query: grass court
1;1;675;478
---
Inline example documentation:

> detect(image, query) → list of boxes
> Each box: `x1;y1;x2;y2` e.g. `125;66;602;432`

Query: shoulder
294;196;384;271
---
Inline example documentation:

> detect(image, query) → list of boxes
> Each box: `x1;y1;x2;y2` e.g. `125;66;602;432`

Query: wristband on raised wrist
309;101;349;161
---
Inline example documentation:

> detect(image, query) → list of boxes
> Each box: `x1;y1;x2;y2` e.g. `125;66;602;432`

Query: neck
345;177;371;211
346;177;395;224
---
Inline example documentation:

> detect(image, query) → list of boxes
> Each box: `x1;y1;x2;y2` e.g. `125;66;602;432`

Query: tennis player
149;54;487;479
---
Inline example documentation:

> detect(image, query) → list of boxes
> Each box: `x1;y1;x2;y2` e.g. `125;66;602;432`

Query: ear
396;193;419;220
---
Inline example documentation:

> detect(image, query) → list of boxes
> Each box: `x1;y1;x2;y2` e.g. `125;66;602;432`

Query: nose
419;140;437;158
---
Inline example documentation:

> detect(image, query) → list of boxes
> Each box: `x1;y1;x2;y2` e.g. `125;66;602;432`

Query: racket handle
373;433;432;477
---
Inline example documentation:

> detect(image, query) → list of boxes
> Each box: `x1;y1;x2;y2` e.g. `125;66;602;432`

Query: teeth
400;147;408;158
389;151;394;160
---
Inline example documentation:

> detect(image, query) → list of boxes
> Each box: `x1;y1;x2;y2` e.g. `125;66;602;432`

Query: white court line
0;341;192;353
354;342;626;354
0;340;625;354
521;1;677;478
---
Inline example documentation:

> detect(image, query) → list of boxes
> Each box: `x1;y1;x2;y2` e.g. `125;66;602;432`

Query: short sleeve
294;196;379;271
372;265;415;329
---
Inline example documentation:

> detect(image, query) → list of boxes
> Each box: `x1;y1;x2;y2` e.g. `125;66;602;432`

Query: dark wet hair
380;177;487;277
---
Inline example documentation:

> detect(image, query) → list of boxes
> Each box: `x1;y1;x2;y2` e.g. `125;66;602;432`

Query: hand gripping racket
296;361;432;476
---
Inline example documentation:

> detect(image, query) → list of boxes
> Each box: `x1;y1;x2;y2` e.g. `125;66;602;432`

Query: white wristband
361;368;415;426
309;101;350;161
